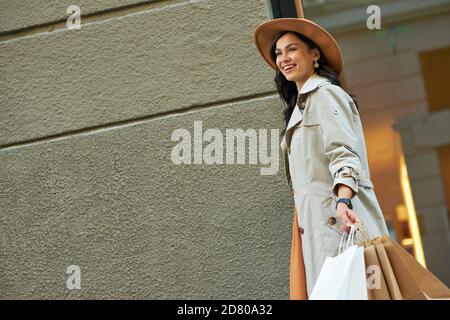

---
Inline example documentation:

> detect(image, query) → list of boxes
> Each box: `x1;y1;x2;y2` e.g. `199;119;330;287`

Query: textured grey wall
0;0;162;33
0;0;294;299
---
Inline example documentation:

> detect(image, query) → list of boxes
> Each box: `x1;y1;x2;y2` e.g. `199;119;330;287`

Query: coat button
299;227;304;234
328;217;337;226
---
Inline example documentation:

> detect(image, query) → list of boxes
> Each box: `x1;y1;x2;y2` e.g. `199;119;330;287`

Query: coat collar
280;73;331;153
298;72;331;96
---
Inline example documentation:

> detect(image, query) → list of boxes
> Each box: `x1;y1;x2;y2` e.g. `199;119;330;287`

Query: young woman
253;18;389;299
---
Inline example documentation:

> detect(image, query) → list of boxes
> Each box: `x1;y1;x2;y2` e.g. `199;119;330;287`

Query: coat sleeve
314;84;362;199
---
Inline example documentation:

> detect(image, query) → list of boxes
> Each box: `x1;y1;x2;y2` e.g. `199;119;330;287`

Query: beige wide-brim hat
253;18;343;76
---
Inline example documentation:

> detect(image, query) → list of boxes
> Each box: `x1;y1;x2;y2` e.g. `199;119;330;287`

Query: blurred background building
0;0;449;298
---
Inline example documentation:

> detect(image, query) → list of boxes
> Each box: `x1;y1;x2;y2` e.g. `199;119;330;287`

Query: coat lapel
280;73;331;154
280;105;303;154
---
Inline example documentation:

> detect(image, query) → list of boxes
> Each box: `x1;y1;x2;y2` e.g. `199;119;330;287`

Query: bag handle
338;224;358;255
354;223;372;246
338;223;374;254
338;228;347;256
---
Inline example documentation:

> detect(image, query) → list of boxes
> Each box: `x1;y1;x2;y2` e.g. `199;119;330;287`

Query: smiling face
275;32;320;85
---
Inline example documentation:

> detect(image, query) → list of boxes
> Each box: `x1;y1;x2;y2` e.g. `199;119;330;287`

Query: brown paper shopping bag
361;234;450;300
376;239;405;299
380;235;450;299
363;244;391;300
290;207;308;300
404;290;450;300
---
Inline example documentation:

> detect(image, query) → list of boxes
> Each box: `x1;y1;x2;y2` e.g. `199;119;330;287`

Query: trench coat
282;73;389;299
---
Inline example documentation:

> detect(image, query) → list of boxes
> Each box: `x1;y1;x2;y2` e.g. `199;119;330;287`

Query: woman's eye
276;48;296;56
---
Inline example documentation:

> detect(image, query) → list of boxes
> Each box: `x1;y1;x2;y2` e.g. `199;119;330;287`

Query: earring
314;60;319;68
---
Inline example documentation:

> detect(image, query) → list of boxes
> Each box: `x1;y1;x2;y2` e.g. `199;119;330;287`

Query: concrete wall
0;0;294;299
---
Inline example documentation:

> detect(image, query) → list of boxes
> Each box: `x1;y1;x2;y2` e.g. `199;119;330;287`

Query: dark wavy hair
270;31;358;137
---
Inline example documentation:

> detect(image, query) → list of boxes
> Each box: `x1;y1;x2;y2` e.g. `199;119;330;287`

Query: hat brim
253;18;343;76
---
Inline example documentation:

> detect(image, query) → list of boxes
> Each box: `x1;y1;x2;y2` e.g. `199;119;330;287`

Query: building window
270;0;298;18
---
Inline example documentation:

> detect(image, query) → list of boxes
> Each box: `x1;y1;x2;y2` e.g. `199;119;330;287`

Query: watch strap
336;198;353;210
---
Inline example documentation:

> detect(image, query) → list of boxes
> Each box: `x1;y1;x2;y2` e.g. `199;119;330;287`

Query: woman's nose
281;53;291;62
279;53;291;64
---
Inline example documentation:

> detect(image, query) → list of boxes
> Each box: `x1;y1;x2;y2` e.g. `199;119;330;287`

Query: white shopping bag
309;224;368;300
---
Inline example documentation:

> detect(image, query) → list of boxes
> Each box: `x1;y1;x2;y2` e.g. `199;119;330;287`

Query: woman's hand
335;183;361;234
336;203;361;234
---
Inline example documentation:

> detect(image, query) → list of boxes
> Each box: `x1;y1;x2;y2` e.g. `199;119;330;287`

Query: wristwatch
336;198;353;210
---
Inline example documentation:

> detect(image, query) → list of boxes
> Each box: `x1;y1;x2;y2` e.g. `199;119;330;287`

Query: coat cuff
332;166;360;198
